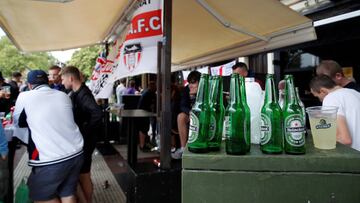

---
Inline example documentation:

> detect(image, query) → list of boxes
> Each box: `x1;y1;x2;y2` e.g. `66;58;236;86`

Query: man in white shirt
116;79;126;105
309;75;360;151
14;70;84;203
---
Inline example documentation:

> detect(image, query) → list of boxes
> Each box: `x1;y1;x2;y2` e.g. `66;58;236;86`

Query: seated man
231;62;264;90
309;75;360;151
171;71;201;159
137;81;157;152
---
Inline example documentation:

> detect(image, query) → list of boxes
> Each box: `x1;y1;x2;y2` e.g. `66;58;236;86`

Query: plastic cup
306;106;338;149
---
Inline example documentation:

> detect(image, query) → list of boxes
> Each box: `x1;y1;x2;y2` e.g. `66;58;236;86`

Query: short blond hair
316;60;343;78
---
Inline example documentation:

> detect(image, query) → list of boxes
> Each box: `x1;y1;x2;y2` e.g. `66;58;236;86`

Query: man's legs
60;196;77;203
171;112;189;159
34;198;61;203
79;173;93;203
178;112;189;148
77;144;95;203
34;195;76;203
139;131;146;149
29;154;83;203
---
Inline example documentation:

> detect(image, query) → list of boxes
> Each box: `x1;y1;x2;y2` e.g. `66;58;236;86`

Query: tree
0;36;56;78
67;45;103;79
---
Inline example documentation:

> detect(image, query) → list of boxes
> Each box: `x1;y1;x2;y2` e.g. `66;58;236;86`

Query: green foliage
0;36;56;78
67;45;103;79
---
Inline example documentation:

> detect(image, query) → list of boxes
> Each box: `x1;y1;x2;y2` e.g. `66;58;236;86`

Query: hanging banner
90;41;121;98
210;60;236;76
113;0;162;79
90;50;108;98
90;0;162;98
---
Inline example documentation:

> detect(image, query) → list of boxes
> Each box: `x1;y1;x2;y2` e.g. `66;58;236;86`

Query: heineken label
285;115;305;147
260;114;271;145
316;119;332;129
223;116;230;138
208;115;216;140
188;112;199;143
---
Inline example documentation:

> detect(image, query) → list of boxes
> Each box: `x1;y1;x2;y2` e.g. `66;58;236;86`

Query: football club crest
123;43;142;72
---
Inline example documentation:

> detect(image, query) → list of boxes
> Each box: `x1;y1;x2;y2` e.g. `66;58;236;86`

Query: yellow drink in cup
306;106;338;150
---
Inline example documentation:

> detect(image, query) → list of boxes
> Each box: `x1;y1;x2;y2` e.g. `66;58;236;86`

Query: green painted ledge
183;138;360;173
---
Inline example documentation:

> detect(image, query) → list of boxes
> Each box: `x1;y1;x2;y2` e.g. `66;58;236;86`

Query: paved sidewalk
13;150;126;203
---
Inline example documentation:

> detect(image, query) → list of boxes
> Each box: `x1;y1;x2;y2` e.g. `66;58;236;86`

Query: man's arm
336;115;352;145
13;93;26;127
179;86;191;114
82;93;103;130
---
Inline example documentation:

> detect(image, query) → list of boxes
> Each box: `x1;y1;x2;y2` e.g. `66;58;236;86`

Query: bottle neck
195;75;209;104
211;77;224;106
239;76;247;103
285;76;297;105
264;74;277;103
230;75;241;105
295;87;301;102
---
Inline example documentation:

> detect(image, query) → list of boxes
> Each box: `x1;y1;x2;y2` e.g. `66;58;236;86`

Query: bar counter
182;138;360;203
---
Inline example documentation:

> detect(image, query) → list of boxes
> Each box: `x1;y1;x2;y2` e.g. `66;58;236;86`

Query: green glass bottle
209;76;214;91
188;74;211;153
239;76;251;152
283;75;306;154
225;74;247;155
208;76;225;151
260;74;283;154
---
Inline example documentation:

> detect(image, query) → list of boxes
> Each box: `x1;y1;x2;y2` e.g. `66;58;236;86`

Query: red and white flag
91;0;162;98
210;60;235;76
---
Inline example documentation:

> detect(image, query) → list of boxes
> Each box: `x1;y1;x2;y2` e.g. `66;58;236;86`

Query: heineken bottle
208;76;225;151
239;76;251;152
225;74;247;155
295;87;306;130
188;74;211;153
260;74;283;154
283;75;306;154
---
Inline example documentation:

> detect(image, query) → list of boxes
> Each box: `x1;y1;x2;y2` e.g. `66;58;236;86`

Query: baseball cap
27;70;49;85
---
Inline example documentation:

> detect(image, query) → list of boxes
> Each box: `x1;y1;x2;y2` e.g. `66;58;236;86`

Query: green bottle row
188;73;306;155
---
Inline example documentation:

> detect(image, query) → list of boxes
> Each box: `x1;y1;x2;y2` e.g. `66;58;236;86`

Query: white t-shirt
323;88;360;151
14;85;84;166
116;83;126;105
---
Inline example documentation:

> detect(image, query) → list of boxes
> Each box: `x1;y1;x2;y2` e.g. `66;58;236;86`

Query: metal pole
103;43;110;144
157;42;162;119
160;0;172;169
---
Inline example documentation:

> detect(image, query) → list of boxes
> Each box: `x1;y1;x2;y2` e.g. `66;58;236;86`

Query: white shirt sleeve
13;92;26;127
323;94;345;116
13;92;29;144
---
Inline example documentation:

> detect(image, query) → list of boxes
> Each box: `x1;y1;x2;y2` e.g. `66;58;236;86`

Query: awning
171;0;317;71
0;0;316;70
0;0;136;52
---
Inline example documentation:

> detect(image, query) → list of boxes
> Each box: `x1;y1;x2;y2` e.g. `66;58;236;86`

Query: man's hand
1;155;7;160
